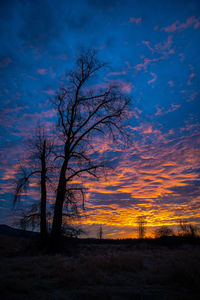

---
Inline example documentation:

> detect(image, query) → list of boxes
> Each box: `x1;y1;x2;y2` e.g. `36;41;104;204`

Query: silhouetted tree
136;216;147;239
51;49;131;240
179;220;199;238
62;223;85;238
97;225;103;240
14;126;54;240
154;226;174;238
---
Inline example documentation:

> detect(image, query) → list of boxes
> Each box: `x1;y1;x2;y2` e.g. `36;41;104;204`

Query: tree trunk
51;161;67;240
40;140;47;239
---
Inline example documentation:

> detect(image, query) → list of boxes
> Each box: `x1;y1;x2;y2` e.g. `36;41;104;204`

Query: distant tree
51;49;131;241
154;226;174;238
136;216;147;239
97;225;103;240
179;220;199;238
61;223;85;238
14;126;54;240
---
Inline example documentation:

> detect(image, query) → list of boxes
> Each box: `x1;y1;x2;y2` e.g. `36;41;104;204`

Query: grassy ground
0;234;200;299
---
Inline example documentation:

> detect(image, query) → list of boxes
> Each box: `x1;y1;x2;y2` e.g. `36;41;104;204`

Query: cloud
142;36;173;55
75;126;200;230
135;58;158;72
37;68;47;75
155;104;181;116
43;89;55;95
169;180;200;197
147;72;157;85
108;71;127;76
187;73;196;85
161;16;200;32
168;80;174;87
120;81;133;93
129;17;141;24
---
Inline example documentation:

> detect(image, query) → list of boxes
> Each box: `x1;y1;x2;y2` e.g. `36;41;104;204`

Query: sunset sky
0;0;200;238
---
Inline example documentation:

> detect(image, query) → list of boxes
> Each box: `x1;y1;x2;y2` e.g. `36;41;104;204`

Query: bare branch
14;169;41;205
66;165;104;182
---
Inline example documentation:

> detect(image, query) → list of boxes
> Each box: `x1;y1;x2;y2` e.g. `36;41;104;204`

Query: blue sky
0;0;200;237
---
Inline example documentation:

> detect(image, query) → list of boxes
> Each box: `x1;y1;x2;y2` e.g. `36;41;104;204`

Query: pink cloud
136;36;174;73
96;79;133;94
130;123;162;138
108;71;127;76
135;57;162;72
121;81;133;93
142;36;173;55
155;106;163;116
187;73;196;85
107;61;132;77
188;92;198;102
43;89;55;95
155;104;180;116
129;17;141;24
161;16;200;32
142;41;154;53
135;58;151;72
168;80;174;87
168;104;180;112
37;68;47;75
148;72;157;85
131;107;142;119
168;129;174;135
143;125;153;134
162;21;179;32
155;36;173;52
179;53;185;62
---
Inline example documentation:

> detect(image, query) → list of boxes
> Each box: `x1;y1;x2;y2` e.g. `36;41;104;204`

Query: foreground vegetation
0;234;200;300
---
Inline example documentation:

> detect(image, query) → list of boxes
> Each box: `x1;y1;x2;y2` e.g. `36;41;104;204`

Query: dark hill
0;224;38;238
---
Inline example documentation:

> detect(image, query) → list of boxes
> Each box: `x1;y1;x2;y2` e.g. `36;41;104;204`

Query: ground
0;234;200;300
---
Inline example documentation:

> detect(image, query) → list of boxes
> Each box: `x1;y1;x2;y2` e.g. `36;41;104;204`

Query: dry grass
0;235;200;299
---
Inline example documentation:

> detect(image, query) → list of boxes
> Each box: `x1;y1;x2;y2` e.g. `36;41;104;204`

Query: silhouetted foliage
51;49;131;240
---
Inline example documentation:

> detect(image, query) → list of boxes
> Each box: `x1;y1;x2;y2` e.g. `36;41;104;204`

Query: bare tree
136;216;147;239
154;226;174;238
14;126;54;240
51;49;131;240
97;225;103;240
179;220;199;238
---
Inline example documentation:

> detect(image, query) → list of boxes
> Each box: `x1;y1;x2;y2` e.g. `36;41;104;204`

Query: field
0;234;200;300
